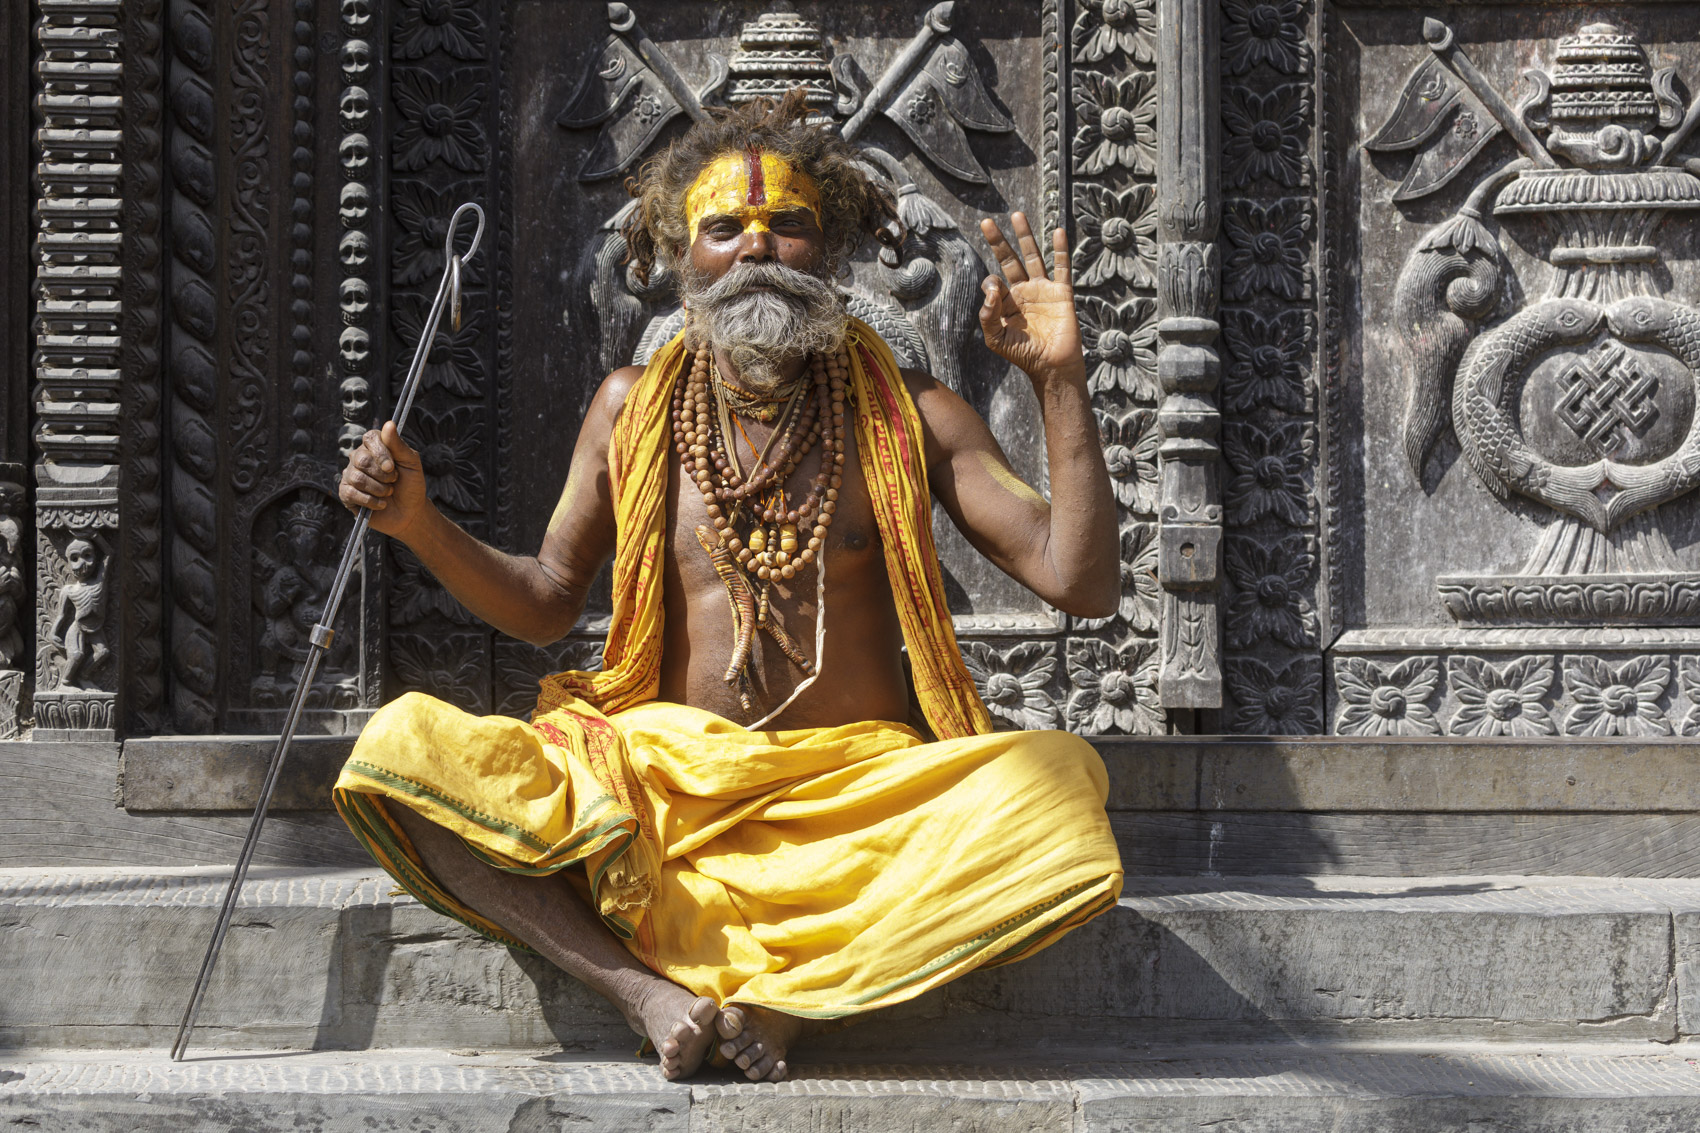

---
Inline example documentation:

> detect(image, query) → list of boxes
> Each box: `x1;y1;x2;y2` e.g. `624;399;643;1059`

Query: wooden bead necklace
671;342;851;712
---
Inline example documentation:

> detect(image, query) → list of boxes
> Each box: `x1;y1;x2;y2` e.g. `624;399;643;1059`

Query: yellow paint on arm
976;450;1046;506
546;459;588;537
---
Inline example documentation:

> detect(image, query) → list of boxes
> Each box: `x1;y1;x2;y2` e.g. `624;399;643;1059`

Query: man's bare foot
716;1003;817;1083
641;986;718;1080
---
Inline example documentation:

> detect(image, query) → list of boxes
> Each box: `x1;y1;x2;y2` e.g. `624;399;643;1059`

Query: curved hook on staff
170;201;485;1063
394;202;486;432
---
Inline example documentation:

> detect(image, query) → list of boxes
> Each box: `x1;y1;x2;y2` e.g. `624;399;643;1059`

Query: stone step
16;738;1700;877
5;867;1700;1051
6;1045;1700;1131
100;734;1700;877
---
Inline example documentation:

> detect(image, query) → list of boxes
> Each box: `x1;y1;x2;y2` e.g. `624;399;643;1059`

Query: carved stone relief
120;0;168;735
163;0;221;732
1067;0;1166;731
225;463;371;733
0;474;25;740
33;0;124;740
380;0;505;717
34;516;118;740
1330;12;1700;736
1330;633;1700;739
1214;0;1322;734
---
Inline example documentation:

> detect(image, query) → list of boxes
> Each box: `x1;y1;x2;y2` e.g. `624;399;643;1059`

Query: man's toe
765;1059;788;1083
716;1005;746;1040
688;996;718;1031
745;1052;775;1080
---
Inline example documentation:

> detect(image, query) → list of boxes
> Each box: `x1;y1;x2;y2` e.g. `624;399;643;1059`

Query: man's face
685;148;826;281
677;147;848;390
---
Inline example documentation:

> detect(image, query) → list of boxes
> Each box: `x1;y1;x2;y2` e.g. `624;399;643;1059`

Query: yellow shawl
536;319;992;739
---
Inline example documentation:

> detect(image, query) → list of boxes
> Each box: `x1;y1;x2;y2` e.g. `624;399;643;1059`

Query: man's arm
337;366;638;645
912;214;1119;618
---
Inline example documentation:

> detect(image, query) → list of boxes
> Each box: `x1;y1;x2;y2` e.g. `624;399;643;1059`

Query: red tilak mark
744;144;766;207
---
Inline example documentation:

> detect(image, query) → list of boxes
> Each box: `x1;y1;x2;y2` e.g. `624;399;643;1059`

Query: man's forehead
685;147;822;236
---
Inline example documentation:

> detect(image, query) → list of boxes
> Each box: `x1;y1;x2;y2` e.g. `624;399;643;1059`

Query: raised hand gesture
977;212;1085;387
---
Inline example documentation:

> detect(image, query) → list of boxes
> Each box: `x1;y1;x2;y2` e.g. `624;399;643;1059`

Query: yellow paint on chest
686;149;822;242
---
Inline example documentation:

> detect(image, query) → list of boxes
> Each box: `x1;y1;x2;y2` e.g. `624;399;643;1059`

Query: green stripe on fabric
988;891;1118;969
334;790;535;953
344;760;554;854
840;876;1110;1008
462;813;634;876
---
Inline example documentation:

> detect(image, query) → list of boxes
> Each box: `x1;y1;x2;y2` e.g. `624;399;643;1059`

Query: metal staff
170;201;485;1062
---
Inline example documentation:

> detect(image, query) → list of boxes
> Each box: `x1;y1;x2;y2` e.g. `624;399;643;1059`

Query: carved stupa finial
727;10;834;110
1546;23;1675;167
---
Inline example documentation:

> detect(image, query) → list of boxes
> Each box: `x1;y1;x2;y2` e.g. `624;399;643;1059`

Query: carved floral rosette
1215;0;1323;735
1329;630;1700;739
1062;0;1166;733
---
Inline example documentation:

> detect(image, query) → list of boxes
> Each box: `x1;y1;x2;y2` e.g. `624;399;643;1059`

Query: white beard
682;261;847;392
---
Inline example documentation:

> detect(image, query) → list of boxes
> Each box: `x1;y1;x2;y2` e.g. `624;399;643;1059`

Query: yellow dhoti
333;320;1123;1016
334;694;1120;1015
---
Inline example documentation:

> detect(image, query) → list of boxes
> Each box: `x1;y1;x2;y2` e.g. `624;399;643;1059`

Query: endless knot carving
1554;341;1659;456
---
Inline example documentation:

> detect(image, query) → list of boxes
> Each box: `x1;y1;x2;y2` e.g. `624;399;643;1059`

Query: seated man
333;90;1124;1083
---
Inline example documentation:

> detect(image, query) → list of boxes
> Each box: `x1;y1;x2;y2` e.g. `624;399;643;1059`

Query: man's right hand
338;421;431;540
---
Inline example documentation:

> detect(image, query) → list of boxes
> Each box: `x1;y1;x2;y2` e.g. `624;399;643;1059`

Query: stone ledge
5;1046;1700;1132
2;868;1694;1051
118;735;355;812
94;734;1700;815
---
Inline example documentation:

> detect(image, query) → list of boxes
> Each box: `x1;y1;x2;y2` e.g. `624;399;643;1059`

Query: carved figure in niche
336;92;1120;1085
1369;21;1700;617
559;4;1013;417
0;489;23;669
50;533;110;689
251;490;360;707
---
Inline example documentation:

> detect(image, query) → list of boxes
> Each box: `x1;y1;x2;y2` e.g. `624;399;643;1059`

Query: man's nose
737;227;776;263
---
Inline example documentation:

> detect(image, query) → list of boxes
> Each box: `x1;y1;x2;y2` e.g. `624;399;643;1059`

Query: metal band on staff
169;202;485;1062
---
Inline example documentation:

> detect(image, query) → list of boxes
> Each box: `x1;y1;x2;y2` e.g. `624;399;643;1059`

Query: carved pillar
1153;0;1223;708
0;466;24;740
32;0;124;740
162;0;219;731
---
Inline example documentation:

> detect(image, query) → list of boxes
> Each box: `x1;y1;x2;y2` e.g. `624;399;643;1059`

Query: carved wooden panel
3;0;1502;741
148;0;378;735
1323;6;1700;734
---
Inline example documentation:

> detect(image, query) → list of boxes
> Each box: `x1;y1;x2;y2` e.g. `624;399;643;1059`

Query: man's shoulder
584;365;647;436
601;365;646;410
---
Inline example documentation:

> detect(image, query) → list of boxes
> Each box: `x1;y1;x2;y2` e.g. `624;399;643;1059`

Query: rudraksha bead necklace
671;342;850;709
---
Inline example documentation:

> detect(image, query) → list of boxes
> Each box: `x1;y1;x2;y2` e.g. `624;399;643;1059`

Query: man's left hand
977;212;1085;388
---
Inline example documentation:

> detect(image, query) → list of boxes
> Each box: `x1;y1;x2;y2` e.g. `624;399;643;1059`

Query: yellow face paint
977;451;1045;506
685;147;823;242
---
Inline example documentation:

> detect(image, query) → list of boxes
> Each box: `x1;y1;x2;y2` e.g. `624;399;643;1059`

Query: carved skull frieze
341;39;373;84
339;86;372;133
340;0;373;34
339;181;370;227
340;277;371;324
339;132;372;177
340;376;371;422
337;422;367;458
338;229;371;272
339;326;371;373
